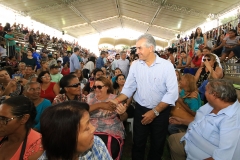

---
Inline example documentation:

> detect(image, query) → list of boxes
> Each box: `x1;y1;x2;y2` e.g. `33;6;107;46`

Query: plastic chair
127;118;133;139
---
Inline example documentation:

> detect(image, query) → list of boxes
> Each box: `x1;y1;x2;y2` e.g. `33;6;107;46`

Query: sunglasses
67;83;81;88
203;58;211;62
93;85;105;90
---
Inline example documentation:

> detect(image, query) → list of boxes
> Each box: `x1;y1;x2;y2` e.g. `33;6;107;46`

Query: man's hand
101;101;117;111
141;110;156;125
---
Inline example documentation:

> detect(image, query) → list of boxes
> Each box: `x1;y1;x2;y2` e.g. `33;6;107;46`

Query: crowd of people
0;20;240;160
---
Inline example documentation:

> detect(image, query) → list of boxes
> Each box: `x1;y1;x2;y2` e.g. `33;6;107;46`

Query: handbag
94;132;124;160
170;91;198;119
170;101;194;119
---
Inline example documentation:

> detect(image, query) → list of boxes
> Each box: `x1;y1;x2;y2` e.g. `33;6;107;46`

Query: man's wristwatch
152;108;159;116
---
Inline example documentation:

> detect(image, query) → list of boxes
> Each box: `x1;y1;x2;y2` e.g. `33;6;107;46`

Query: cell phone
12;74;23;81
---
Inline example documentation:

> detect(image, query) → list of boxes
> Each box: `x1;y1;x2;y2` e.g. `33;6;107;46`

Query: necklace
95;95;109;102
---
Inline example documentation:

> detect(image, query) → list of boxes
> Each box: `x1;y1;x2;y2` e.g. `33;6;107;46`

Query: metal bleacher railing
221;57;240;85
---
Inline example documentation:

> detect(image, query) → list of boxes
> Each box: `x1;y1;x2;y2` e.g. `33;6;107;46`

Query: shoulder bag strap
19;129;29;160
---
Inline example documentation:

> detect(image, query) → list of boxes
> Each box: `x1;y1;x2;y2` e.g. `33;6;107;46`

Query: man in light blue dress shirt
96;51;105;69
168;79;240;160
70;47;81;72
110;34;178;160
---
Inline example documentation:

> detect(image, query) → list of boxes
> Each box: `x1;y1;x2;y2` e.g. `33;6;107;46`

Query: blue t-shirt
77;55;83;62
34;99;51;131
180;89;201;112
32;52;41;69
111;76;117;83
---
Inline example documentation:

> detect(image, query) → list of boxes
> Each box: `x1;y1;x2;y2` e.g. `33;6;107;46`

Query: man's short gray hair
120;51;126;56
208;79;237;102
137;34;156;52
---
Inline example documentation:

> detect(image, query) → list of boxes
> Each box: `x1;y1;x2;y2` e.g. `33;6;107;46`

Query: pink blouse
0;129;43;160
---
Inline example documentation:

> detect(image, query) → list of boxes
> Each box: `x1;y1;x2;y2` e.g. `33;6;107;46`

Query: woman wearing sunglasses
195;54;223;88
53;74;86;104
0;96;43;160
53;74;117;113
87;76;126;140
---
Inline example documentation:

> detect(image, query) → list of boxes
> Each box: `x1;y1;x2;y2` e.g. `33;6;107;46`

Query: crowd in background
0;21;240;160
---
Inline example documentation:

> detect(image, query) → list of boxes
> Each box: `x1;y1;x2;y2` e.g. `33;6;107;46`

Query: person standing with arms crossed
110;34;178;160
70;47;81;72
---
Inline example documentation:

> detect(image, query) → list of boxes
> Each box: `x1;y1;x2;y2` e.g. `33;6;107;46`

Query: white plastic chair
127;118;133;140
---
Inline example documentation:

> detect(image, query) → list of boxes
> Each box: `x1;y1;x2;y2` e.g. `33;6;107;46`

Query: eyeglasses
0;115;23;125
203;58;211;62
42;75;51;79
28;87;41;92
93;85;105;90
67;83;81;88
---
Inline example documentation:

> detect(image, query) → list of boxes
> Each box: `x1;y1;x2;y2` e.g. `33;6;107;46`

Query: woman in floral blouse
87;76;127;139
52;74;86;104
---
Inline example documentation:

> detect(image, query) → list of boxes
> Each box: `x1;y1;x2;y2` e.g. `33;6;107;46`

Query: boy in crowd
50;64;63;83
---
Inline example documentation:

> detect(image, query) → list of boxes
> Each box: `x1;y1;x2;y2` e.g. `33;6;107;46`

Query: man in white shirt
201;46;222;68
111;53;120;71
116;51;129;77
0;44;7;57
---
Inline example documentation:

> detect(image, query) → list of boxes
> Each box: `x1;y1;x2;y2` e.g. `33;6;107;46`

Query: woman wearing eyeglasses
87;76;126;139
0;96;43;160
37;71;59;102
195;54;223;88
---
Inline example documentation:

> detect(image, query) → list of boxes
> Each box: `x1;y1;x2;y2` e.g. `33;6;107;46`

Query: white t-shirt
83;61;94;73
201;53;222;68
0;46;7;57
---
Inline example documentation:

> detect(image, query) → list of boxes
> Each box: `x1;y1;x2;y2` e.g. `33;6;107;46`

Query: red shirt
188;50;194;58
40;82;56;102
61;68;70;76
192;55;203;67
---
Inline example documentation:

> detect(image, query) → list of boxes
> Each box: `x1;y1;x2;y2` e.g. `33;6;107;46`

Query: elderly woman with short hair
24;82;51;131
